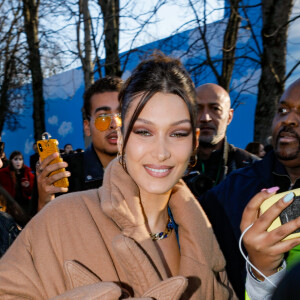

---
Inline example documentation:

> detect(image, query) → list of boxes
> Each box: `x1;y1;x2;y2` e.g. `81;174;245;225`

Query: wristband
248;261;285;282
248;265;262;282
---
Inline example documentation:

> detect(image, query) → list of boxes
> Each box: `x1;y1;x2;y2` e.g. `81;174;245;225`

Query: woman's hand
21;180;30;188
240;187;300;280
36;153;70;211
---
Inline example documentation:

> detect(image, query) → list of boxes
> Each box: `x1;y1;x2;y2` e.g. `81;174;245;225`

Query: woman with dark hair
0;151;34;216
0;185;29;227
0;147;28;258
245;141;266;158
0;54;235;299
0;186;29;257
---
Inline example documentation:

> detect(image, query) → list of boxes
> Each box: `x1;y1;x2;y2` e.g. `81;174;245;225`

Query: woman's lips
144;165;173;178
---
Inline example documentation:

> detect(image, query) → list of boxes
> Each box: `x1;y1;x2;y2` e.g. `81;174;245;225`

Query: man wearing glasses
34;77;123;212
83;77;122;174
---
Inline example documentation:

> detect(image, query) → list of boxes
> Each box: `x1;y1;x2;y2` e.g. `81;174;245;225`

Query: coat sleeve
0;224;47;299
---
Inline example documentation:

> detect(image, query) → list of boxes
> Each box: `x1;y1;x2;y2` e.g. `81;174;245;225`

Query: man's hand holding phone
36;132;71;211
240;188;300;280
36;152;71;211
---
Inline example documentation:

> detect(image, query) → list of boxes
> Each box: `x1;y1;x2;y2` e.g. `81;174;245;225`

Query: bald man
196;83;233;153
186;83;259;196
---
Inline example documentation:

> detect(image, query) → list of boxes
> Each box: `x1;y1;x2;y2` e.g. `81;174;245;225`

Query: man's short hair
83;76;123;120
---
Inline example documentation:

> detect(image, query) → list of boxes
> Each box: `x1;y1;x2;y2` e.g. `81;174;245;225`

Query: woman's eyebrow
136;118;191;126
171;119;191;126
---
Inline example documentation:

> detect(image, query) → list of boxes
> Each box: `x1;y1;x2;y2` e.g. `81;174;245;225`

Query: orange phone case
37;133;69;188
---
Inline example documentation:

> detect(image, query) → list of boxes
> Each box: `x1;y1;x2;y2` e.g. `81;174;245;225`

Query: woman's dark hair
245;142;261;156
9;151;24;170
0;186;29;227
119;52;198;160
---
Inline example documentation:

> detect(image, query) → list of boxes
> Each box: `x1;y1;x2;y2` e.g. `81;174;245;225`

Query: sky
48;0;224;72
118;0;224;52
287;0;300;85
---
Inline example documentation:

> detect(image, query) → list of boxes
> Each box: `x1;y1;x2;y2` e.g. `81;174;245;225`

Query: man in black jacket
186;83;259;196
29;142;39;172
33;76;123;211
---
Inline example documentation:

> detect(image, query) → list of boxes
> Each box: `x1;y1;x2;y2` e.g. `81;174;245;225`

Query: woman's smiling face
121;92;195;197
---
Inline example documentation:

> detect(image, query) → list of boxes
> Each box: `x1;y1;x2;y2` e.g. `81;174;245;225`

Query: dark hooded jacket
198;150;300;299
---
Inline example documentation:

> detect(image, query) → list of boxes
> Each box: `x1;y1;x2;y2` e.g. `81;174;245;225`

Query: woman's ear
117;128;123;154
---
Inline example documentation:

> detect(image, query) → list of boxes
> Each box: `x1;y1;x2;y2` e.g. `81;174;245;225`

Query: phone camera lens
38;143;43;152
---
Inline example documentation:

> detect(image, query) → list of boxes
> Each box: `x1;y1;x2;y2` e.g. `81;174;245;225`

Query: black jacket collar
84;144;104;182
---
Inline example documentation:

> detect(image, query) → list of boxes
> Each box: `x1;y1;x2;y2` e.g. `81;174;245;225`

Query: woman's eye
134;129;151;136
171;132;189;138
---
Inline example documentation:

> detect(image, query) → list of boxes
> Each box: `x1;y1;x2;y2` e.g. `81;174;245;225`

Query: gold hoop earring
188;154;197;169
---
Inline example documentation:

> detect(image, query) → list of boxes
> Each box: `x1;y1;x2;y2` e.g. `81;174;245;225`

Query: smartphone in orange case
37;132;69;188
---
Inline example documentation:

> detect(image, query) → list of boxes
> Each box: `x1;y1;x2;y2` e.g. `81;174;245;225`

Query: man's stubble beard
275;143;300;161
199;140;215;149
274;126;300;161
102;149;118;157
199;134;224;148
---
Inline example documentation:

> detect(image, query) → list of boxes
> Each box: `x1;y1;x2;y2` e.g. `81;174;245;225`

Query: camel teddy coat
0;159;236;299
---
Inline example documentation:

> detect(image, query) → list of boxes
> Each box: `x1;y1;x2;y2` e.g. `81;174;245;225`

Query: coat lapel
100;159;168;285
169;180;233;299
